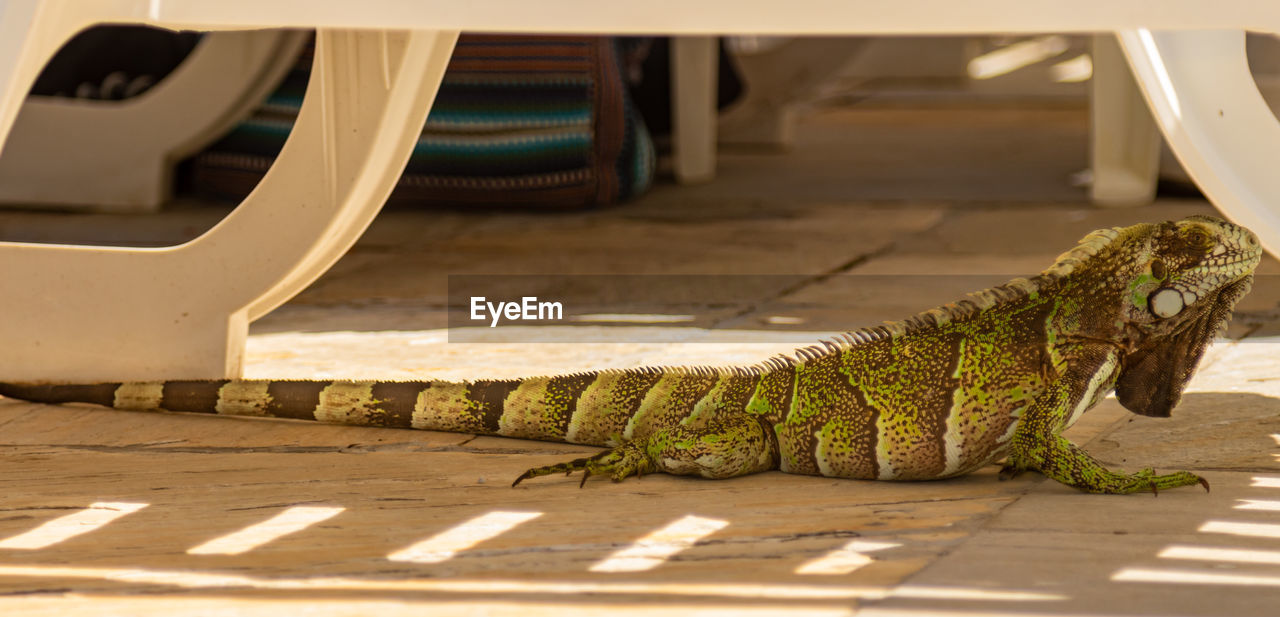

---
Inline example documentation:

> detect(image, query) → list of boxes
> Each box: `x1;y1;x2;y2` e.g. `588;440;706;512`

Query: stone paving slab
891;201;1218;257
1085;339;1280;472
0;395;1035;616
650;106;1091;204
866;468;1280;617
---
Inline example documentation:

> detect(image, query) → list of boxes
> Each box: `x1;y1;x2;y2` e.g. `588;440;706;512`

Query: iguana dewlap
0;216;1262;494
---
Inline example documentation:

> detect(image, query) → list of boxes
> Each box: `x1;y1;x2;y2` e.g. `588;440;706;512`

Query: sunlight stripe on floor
1235;499;1280;512
1158;545;1280;565
1198;520;1280;539
388;511;542;564
1113;567;1280;587
1251;476;1280;489
188;506;345;555
0;563;1066;600
0;502;148;550
589;515;728;573
794;540;899;575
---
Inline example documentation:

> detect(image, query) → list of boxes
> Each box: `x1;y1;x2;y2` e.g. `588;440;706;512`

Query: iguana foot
1009;432;1212;496
511;415;779;487
512;442;656;488
1079;468;1210;495
998;464;1026;481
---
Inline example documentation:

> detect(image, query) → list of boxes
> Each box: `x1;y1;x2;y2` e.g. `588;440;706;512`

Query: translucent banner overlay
446;274;1280;344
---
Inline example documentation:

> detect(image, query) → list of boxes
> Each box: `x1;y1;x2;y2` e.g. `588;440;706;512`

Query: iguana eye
1150;259;1167;279
1150;288;1184;318
1185;228;1211;247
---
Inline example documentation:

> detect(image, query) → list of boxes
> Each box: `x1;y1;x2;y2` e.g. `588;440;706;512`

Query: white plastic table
2;0;1279;381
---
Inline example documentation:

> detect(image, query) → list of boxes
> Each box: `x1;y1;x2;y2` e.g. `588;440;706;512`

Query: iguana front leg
1004;348;1208;494
513;414;778;487
1008;431;1207;494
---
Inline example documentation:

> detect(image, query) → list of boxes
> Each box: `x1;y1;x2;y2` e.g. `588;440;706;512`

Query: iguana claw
1091;468;1206;494
511;443;655;488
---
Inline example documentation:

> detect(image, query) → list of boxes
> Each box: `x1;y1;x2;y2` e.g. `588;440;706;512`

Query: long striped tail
0;378;547;435
0;354;796;449
0;368;697;448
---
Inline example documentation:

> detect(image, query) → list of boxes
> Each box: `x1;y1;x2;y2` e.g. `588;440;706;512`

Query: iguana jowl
0;216;1262;494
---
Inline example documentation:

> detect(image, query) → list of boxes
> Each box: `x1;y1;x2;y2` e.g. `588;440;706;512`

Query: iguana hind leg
512;414;778;487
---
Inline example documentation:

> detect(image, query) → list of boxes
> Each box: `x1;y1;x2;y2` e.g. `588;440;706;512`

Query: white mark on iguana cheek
1151;288;1185;318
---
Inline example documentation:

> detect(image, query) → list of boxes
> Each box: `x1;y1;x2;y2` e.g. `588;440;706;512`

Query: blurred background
5;28;1280;225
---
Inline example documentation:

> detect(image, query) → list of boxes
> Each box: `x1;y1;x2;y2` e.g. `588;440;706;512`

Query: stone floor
0;104;1278;616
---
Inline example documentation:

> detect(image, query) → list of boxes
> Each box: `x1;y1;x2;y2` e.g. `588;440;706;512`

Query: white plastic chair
1;1;1278;381
1089;34;1163;207
0;29;307;212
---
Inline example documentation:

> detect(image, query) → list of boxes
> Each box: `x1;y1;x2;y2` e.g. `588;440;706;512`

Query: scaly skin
0;216;1262;494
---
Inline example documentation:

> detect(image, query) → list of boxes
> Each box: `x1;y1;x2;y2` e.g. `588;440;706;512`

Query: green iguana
0;216;1262;494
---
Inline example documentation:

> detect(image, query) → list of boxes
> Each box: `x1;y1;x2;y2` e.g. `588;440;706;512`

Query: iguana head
1053;215;1262;417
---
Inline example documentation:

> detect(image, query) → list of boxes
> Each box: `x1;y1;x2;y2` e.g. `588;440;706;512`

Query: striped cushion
192;35;654;209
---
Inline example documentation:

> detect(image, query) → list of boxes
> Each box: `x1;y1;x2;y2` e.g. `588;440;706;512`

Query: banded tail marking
565;370;664;446
499;374;598;441
112;382;165;411
215;381;274;416
623;372;719;441
410;380;519;434
264;381;332;421
0;382;121;408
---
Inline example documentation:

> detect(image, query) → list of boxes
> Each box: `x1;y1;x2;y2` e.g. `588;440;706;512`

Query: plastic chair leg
1089;34;1161;207
0;29;459;381
671;36;718;184
1119;29;1280;255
